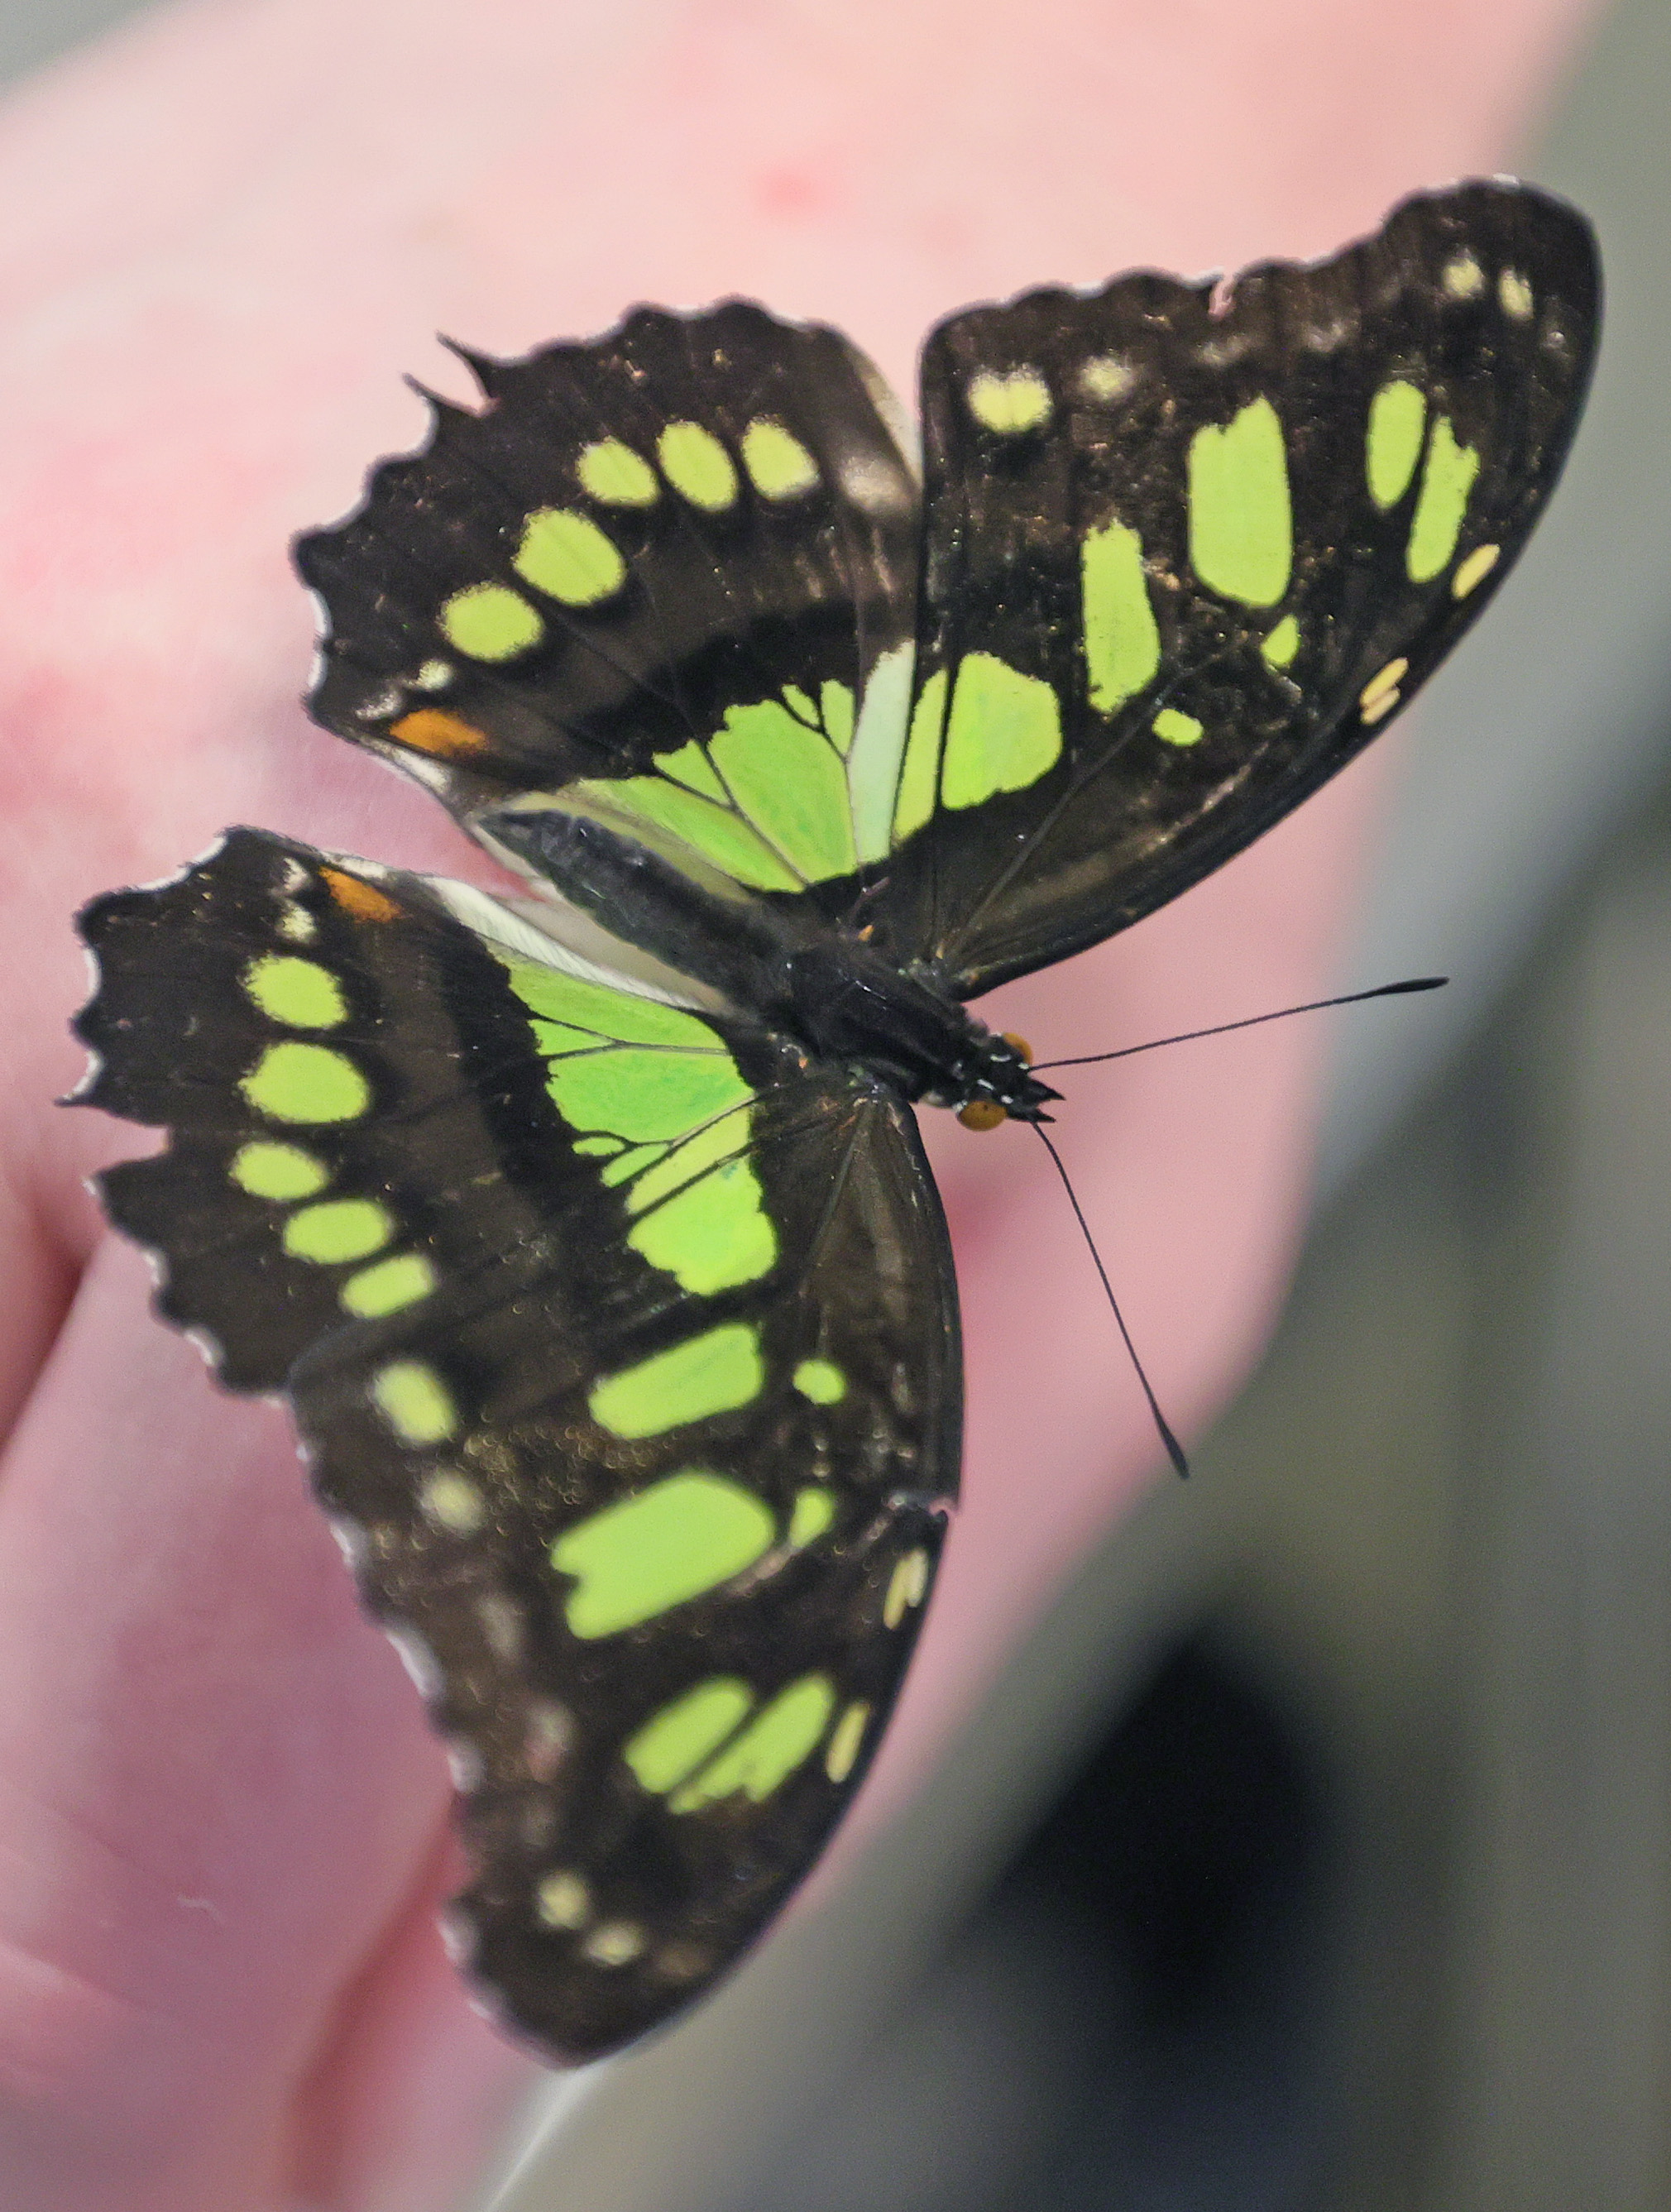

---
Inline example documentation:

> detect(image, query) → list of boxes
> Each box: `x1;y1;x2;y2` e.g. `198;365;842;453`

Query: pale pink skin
0;0;1597;2203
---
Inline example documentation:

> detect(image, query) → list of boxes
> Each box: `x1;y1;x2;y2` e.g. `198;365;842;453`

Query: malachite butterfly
71;180;1598;2063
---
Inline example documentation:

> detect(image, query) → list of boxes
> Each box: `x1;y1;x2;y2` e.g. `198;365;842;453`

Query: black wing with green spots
74;829;956;2060
296;301;922;903
878;179;1599;990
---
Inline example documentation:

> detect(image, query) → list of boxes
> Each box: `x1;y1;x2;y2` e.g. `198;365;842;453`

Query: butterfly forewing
74;830;956;2057
297;304;922;910
875;180;1599;993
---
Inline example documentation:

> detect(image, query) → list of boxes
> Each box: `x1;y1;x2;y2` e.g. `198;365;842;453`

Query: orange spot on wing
321;869;403;923
390;708;491;759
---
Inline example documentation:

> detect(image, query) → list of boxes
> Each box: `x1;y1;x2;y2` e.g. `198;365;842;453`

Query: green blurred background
8;0;1669;2203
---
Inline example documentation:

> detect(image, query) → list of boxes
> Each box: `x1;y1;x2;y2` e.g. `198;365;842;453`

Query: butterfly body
477;797;1057;1116
72;180;1598;2061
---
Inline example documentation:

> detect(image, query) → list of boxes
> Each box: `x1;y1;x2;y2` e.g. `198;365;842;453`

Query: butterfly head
955;1032;1061;1129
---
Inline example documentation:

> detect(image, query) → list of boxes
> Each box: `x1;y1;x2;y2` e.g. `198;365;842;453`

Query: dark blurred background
8;0;1669;2205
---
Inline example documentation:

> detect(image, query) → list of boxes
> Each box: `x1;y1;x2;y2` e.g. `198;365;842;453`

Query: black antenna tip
1158;1416;1190;1480
1376;974;1448;995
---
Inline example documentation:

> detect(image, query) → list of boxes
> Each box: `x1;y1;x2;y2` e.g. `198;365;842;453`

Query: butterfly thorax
778;939;1058;1120
483;799;1059;1120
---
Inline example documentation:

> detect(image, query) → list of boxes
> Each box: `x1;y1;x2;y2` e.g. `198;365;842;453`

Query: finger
0;1234;449;2210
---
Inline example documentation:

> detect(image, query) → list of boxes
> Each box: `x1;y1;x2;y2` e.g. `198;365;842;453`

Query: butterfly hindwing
297;304;922;909
74;830;958;2057
868;179;1600;992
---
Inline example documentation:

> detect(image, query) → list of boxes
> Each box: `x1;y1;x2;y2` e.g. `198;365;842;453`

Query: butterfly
70;179;1597;2065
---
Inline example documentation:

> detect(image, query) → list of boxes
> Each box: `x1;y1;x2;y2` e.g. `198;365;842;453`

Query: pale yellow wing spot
420;1471;486;1536
582;1922;647;1968
1079;355;1136;403
883;1546;931;1629
1359;656;1408;724
825;1700;871;1784
966;367;1052;434
535;1871;591;1931
1451;543;1501;599
1442;251;1486;300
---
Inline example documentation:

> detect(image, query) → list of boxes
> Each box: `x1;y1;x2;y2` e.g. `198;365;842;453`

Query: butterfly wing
868;179;1600;993
73;830;956;2060
296;304;923;920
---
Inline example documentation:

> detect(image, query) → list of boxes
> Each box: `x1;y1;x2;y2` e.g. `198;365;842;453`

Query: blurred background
8;0;1669;2205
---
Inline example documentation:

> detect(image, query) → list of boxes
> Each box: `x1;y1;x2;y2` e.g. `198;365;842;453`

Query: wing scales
73;827;958;2059
874;180;1600;993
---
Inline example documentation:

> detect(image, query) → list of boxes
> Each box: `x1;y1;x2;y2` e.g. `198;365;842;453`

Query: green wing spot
940;653;1063;810
570;774;802;891
623;1117;739;1210
741;419;820;499
709;694;859;880
342;1252;437;1318
1153;708;1204;747
628;1157;778;1294
600;1141;669;1189
893;667;947;844
820;679;855;757
499;960;777;1290
1261;615;1300;668
624;1678;754;1793
242;955;346;1028
792;1357;846;1405
669;1673;836;1812
513;509;627;606
577;438;658;507
505;962;728;1050
966;367;1052;433
788;1487;836;1547
657;422;738;510
1407;416;1482;583
371;1359;458;1446
1081;519;1161;714
229;1141;330;1200
438;583;544;661
1367;379;1427;510
241;1042;370;1124
543;1046;750;1146
848;644;916;863
281;1197;394;1264
1187;395;1292;607
552;1472;774;1639
588;1322;764;1439
825;1699;870;1783
573;1134;624;1157
655;741;729;800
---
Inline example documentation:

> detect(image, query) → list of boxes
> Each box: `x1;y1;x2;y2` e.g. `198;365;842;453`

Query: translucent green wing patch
492;955;777;1294
73;826;961;2062
870;180;1599;992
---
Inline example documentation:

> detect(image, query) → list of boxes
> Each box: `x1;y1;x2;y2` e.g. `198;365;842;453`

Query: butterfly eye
957;1098;1008;1132
1000;1032;1033;1065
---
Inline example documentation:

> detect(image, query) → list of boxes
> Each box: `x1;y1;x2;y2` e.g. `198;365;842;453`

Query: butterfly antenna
1031;1122;1190;1479
1032;976;1447;1073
